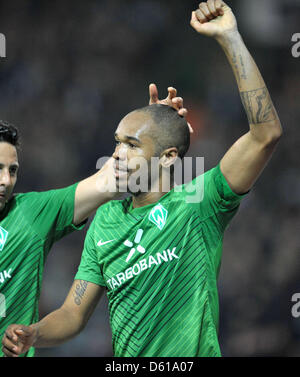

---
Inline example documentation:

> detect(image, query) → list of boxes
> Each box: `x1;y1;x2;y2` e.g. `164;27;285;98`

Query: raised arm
73;84;190;224
190;1;282;194
1;281;104;356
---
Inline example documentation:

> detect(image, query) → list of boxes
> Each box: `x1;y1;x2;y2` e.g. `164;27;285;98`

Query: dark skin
113;110;178;208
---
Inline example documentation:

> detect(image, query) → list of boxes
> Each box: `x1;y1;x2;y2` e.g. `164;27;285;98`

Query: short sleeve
183;164;248;229
75;219;106;287
20;183;86;248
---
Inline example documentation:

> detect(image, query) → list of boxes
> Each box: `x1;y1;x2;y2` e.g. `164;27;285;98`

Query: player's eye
10;168;17;176
128;143;137;149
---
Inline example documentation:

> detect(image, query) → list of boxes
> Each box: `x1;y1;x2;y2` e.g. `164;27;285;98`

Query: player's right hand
190;1;237;39
1;324;36;357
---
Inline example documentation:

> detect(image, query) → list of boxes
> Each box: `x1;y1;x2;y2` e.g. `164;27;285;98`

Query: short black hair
135;104;190;158
0;120;20;147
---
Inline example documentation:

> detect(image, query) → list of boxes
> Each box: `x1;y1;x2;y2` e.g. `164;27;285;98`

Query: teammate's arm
190;1;282;194
1;280;104;357
73;84;189;225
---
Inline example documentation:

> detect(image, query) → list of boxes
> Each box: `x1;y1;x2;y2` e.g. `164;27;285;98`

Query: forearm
31;307;83;348
216;31;282;142
73;169;117;225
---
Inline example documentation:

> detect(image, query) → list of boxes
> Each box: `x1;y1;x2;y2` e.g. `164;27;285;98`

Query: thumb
15;326;33;339
190;11;201;29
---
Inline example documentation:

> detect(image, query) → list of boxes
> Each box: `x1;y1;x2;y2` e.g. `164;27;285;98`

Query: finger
215;0;224;15
4;330;18;345
167;87;177;101
2;345;19;357
2;336;18;352
149;83;159;104
195;9;208;24
207;0;218;17
190;11;201;29
178;108;187;116
15;326;32;338
187;122;194;134
172;97;183;109
199;2;214;20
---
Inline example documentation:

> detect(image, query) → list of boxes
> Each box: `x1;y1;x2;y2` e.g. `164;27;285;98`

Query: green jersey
75;164;246;357
0;183;84;357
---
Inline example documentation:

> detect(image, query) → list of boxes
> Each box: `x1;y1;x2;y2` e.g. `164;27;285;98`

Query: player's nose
0;169;12;186
113;143;127;161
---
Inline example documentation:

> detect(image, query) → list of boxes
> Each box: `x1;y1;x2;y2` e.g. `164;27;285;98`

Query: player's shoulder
168;166;215;198
13;190;50;204
1;192;42;219
94;198;126;218
13;191;38;204
14;184;78;205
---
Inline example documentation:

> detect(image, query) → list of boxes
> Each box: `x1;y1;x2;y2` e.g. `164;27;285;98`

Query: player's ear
160;148;178;168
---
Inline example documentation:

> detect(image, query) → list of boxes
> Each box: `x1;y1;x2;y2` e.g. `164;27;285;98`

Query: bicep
62;280;105;329
220;131;278;194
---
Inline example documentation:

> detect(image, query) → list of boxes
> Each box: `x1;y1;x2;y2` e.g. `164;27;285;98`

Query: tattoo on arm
223;40;248;84
231;49;241;84
73;280;89;306
239;55;247;81
240;87;277;124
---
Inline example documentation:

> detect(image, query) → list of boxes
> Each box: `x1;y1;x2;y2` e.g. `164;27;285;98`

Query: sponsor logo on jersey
0;226;8;251
148;204;168;230
124;229;145;263
0;269;12;284
97;239;115;247
107;247;179;291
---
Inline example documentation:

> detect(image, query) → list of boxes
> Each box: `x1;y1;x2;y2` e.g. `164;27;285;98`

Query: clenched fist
190;1;237;39
1;324;37;357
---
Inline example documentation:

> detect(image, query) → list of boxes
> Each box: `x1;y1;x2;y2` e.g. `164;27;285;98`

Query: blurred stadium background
0;0;299;357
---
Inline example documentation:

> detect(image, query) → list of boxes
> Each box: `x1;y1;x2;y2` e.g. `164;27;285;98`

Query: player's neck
131;173;174;209
132;190;168;209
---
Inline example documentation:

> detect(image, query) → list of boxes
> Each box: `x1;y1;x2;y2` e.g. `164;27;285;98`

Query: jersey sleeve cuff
70;218;88;231
215;163;249;207
74;273;106;287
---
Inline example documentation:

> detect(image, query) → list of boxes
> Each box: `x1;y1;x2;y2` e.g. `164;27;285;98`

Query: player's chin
115;176;129;193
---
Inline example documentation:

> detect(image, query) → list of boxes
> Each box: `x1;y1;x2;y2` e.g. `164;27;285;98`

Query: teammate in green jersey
2;1;282;357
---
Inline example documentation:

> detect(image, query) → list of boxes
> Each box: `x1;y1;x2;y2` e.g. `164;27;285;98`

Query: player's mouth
0;191;6;200
114;163;129;179
114;169;129;179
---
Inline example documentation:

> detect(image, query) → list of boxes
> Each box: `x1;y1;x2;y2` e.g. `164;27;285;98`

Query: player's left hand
190;1;237;39
149;83;194;134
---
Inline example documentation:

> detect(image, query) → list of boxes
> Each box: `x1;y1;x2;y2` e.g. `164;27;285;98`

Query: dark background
0;0;299;356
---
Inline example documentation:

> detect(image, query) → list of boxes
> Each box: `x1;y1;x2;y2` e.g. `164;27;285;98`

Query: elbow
259;122;283;148
266;127;283;147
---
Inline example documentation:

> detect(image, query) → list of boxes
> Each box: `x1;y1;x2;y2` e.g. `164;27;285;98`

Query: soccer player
2;1;282;357
0;89;187;358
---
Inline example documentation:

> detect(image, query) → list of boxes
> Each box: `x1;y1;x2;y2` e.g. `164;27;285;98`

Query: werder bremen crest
149;204;168;230
0;226;8;251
